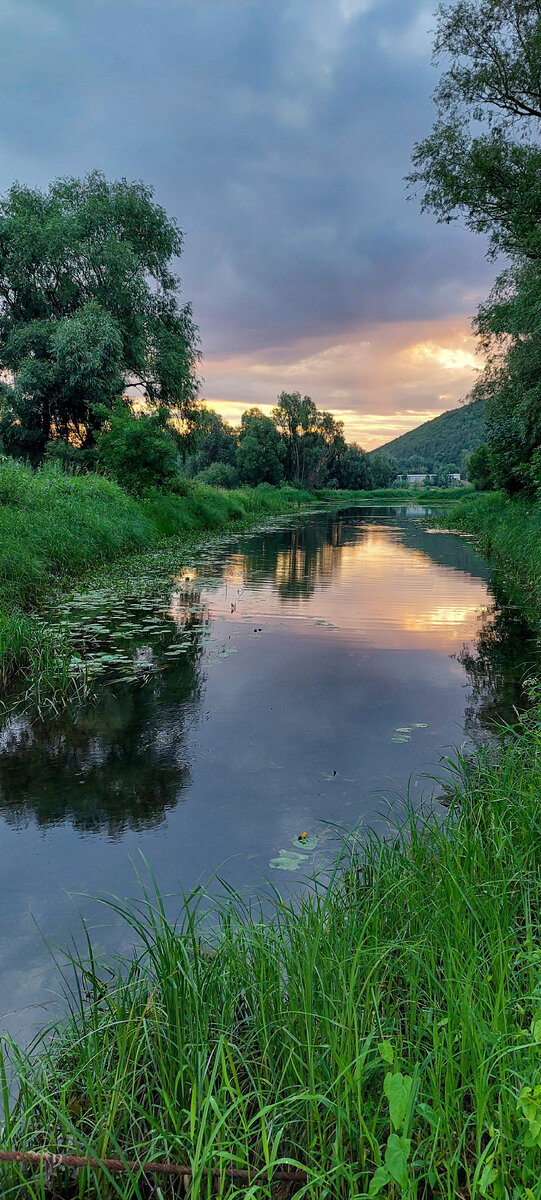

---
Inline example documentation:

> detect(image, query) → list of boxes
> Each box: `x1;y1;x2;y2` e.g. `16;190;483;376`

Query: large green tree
410;0;541;493
237;408;286;485
0;171;200;462
272;391;345;486
409;0;541;262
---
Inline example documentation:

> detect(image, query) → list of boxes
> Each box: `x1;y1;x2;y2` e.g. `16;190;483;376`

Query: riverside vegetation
0;482;539;1197
1;675;541;1198
0;459;315;711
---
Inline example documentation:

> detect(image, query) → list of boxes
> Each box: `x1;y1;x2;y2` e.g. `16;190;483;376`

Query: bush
194;462;239;488
44;440;101;473
98;407;180;495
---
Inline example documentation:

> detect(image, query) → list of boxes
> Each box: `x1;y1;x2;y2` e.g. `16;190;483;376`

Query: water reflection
0;610;205;836
0;506;535;845
459;592;540;738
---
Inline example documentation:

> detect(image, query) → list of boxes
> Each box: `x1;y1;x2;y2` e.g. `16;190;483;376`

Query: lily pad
293;835;318;850
269;849;309;871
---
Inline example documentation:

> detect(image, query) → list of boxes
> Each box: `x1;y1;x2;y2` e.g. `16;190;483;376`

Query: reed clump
2;697;541;1197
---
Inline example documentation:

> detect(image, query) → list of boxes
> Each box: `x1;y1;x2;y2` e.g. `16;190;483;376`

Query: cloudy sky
0;0;495;448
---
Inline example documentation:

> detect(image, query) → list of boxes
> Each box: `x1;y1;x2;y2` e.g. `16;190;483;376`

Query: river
0;503;538;1042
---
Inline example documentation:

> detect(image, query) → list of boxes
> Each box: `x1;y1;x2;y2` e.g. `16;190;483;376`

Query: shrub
194;462;239;488
98;406;180;495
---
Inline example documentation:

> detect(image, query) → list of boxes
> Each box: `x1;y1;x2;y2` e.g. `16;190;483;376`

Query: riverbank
0;489;539;1195
447;491;541;633
0;464;466;709
0;461;313;699
2;691;541;1197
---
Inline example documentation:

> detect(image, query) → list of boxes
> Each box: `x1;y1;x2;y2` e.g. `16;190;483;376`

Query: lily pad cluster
269;832;319;871
392;723;428;744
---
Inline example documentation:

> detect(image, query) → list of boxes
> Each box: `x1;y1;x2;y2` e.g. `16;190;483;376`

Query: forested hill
372;399;486;473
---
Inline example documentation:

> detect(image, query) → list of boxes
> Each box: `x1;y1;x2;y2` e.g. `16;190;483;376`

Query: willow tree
0;171;200;462
410;0;541;492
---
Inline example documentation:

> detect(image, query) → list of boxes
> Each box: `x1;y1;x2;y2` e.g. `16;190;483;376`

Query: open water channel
0;503;538;1042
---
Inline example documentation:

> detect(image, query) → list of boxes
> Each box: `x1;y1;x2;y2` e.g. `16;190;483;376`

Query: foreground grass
0;461;313;702
2;698;541;1197
447;491;541;634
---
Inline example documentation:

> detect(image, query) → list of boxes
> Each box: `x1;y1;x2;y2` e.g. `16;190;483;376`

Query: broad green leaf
368;1166;390;1197
378;1040;394;1065
479;1160;499;1196
384;1071;413;1130
384;1133;411;1188
417;1101;438;1128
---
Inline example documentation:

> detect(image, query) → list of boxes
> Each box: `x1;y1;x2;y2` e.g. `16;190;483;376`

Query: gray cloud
0;0;494;366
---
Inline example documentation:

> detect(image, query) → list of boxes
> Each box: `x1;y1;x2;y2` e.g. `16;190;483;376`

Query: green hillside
372;399;486;474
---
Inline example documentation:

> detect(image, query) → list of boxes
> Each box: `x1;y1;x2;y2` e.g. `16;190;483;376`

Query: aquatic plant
0;462;313;712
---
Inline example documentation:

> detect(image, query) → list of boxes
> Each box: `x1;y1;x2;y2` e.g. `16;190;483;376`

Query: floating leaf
293;835;318;850
269;849;309;871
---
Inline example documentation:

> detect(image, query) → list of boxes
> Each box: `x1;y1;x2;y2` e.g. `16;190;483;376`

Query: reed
2;694;541;1197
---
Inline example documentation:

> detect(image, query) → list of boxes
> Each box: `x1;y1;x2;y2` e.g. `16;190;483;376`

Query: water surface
0;505;537;1040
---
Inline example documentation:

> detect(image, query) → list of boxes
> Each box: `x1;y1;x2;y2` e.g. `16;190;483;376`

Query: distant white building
395;473;436;485
394;472;462;486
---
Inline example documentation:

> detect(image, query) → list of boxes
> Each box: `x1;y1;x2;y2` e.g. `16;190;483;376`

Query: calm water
0;504;537;1041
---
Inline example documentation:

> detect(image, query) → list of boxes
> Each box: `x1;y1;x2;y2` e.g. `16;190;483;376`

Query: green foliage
194;461;239;488
369;451;396;488
410;3;541;494
409;0;541;262
98;405;180;495
0;458;313;700
468;442;495;490
237;408;285;484
0;171;200;461
272;390;345;487
338;443;372;489
6;696;541;1194
471;263;541;492
448;491;541;631
185;407;238;475
375;400;486;474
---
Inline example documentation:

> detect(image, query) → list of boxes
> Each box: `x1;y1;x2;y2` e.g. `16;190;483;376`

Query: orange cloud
200;317;482;449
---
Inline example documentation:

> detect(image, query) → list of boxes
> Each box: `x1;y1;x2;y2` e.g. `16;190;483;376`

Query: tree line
410;0;541;496
0;171;396;494
184;397;395;492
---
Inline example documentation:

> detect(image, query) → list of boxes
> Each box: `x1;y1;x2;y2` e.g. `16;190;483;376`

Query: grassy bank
316;485;471;505
0;460;313;697
2;697;541;1197
447;491;541;633
0;466;466;707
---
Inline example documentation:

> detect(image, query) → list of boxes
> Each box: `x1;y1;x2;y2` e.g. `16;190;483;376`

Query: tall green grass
448;491;541;633
316;486;470;504
0;460;313;702
3;698;541;1197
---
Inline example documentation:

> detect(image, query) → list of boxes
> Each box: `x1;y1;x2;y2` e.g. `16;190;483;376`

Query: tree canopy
0;171;200;462
410;0;541;494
